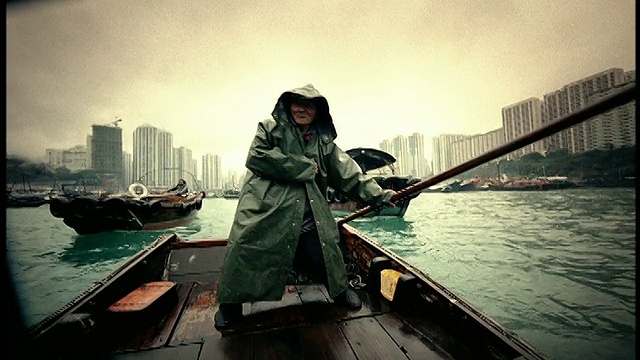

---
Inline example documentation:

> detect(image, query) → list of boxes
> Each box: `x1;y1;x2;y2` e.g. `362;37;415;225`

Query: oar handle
337;83;636;225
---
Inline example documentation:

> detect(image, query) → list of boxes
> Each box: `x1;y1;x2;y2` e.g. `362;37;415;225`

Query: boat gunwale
341;223;549;359
22;227;552;359
27;233;181;337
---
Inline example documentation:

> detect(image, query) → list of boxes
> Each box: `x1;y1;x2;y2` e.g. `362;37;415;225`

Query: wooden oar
338;83;636;225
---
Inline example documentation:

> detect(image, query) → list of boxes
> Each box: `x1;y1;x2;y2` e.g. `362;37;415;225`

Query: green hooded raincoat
216;84;394;303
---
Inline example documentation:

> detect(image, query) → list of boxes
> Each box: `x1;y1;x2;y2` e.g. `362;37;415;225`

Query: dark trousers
293;227;327;285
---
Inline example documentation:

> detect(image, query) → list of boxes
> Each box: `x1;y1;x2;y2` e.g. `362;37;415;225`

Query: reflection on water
60;221;203;265
340;215;414;233
344;216;425;257
60;231;164;266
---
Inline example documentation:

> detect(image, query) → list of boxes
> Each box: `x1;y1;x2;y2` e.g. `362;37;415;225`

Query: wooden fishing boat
23;230;548;359
222;189;241;199
8;81;635;360
5;191;49;208
328;148;422;217
47;184;206;235
439;179;479;192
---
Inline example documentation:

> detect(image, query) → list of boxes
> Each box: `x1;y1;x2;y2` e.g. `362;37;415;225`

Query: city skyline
39;122;432;176
35;66;636;178
7;1;636;173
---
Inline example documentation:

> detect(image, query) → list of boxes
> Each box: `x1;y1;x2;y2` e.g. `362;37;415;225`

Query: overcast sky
7;0;636;172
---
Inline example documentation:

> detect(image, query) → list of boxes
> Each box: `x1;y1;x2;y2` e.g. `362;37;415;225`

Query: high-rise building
380;134;430;177
432;134;466;174
191;159;198;186
63;145;90;172
202;154;223;191
132;124;174;187
448;128;506;170
174;146;196;185
407;133;429;178
45;149;65;169
86;135;92;169
226;170;241;189
586;80;636;151
542;68;628;154
45;145;88;172
392;136;410;175
157;130;174;186
501;97;544;158
133;125;160;186
123;151;133;185
91;124;123;186
429;67;634;170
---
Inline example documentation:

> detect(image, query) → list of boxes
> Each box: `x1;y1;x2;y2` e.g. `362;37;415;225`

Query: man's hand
384;190;397;207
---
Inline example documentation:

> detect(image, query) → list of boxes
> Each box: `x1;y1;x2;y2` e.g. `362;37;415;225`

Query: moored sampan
48;187;206;235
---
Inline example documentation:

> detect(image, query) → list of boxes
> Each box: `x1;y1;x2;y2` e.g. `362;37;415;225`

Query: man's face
290;102;317;127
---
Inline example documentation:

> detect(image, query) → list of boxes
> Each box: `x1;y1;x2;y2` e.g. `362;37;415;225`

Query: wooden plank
252;328;304;360
298;322;357;360
111;343;201;360
199;334;253;359
170;271;221;284
249;285;302;314
104;284;191;352
149;283;194;348
170;281;219;345
220;303;308;336
108;281;176;312
168;247;228;275
376;313;452;360
218;286;385;337
339;317;407;359
336;290;390;321
298;284;332;303
396;309;474;359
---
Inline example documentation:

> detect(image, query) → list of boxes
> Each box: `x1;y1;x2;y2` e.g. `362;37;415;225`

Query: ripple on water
6;189;636;360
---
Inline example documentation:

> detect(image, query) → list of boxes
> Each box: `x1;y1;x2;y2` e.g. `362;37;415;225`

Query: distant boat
440;179;479;192
328;148;421;217
47;183;205;235
488;177;577;191
5;191;49;208
222;189;240;199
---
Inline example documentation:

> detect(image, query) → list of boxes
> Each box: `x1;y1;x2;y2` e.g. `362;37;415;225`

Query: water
6;188;635;360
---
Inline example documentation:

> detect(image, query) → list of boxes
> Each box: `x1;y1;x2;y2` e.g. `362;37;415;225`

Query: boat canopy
346;148;396;173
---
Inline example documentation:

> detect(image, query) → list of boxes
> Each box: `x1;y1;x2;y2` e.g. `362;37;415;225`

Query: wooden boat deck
105;245;467;360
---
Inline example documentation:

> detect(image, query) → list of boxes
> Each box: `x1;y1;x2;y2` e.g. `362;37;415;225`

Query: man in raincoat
167;178;188;195
215;84;396;328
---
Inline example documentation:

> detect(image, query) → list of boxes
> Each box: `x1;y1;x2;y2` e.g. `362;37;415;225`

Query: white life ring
128;182;149;198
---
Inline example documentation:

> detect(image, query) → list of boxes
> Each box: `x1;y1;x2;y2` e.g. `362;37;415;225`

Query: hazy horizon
7;0;636;172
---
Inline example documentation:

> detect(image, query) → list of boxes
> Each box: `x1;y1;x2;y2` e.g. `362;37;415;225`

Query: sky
6;0;636;173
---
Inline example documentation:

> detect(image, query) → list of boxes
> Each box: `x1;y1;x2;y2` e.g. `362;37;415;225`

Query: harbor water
6;188;635;360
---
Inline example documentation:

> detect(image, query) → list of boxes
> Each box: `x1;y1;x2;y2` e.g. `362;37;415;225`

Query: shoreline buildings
41;67;634;185
432;67;635;175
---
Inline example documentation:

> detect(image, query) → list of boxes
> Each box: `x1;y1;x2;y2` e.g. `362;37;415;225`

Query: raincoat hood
272;84;338;141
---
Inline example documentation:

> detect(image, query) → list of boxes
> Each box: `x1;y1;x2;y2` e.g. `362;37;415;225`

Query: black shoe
334;288;362;310
214;303;242;329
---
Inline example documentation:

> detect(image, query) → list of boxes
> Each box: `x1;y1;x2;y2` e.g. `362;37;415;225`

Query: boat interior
28;228;543;360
